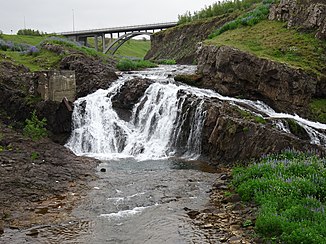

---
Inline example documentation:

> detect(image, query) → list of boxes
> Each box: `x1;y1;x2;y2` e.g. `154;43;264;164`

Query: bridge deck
61;22;177;37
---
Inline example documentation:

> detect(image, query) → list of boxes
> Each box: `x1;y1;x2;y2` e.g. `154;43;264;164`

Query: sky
0;0;218;34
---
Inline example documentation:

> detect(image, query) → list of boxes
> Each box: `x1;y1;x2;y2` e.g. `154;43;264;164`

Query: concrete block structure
37;70;76;102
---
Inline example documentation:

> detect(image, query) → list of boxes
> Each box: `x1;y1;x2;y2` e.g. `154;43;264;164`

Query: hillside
145;0;326;123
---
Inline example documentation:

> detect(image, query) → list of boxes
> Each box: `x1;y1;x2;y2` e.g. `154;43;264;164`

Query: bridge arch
104;32;152;55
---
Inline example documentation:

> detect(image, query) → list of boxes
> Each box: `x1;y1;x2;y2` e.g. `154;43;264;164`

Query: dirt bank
0;121;98;234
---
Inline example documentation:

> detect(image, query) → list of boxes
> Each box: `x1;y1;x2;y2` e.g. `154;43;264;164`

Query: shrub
0;30;3;38
209;3;271;38
23;110;47;141
21;46;40;56
0;38;39;56
17;29;43;36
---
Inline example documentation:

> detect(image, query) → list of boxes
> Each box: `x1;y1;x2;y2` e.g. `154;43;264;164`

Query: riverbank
0;114;98;235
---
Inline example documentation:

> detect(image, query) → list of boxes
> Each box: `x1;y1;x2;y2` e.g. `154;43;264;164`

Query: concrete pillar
118;33;120;38
94;35;99;51
102;34;106;52
77;36;87;46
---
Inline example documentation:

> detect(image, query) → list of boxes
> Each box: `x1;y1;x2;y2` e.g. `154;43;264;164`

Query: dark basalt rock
60;53;118;98
199;99;324;164
197;45;325;117
269;0;326;40
111;78;153;121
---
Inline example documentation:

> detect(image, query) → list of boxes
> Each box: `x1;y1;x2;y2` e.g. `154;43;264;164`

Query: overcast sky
0;0;218;34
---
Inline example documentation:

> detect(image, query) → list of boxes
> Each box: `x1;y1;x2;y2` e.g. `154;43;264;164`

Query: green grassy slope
205;20;326;77
87;37;151;59
0;35;107;72
115;39;151;58
2;34;46;46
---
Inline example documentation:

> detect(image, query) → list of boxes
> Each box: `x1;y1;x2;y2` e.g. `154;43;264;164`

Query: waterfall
66;66;206;160
66;65;326;161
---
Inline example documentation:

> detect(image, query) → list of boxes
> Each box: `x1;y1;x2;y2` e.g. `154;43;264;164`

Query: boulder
111;78;153;121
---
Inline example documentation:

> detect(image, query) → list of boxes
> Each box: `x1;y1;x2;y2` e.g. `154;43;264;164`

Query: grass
115;39;151;58
178;0;272;24
208;3;270;38
309;99;326;124
205;20;326;77
1;34;46;46
87;37;151;58
232;151;326;243
0;35;106;71
1;49;62;71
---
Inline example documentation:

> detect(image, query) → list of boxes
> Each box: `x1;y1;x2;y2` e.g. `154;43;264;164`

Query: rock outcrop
145;14;240;64
170;93;324;163
196;45;324;115
60;53;118;98
111;78;153;121
201;100;324;163
269;0;326;40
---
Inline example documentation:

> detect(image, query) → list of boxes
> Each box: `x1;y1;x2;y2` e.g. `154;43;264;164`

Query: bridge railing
61;22;178;36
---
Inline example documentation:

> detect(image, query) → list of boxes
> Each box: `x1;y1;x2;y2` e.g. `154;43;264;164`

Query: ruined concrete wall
37;70;76;102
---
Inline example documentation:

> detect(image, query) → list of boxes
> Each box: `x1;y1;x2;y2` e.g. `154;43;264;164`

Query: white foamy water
100;206;150;220
66;65;326;161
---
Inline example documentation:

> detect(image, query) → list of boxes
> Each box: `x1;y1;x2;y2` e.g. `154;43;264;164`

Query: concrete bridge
61;22;177;55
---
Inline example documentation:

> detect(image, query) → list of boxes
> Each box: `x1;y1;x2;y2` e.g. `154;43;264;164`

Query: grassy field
206;20;326;77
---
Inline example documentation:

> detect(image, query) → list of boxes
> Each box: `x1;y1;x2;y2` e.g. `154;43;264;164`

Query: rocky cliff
145;14;240;64
196;45;325;116
269;0;326;40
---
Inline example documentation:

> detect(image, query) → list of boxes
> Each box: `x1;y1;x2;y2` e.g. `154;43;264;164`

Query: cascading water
66;65;326;161
66;65;207;160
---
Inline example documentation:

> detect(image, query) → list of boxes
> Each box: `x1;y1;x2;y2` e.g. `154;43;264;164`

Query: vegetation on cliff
233;151;326;243
178;0;271;24
206;20;326;77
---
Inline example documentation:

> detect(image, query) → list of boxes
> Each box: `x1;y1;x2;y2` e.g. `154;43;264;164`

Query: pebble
26;229;39;236
220;174;228;180
202;223;213;229
0;221;4;235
